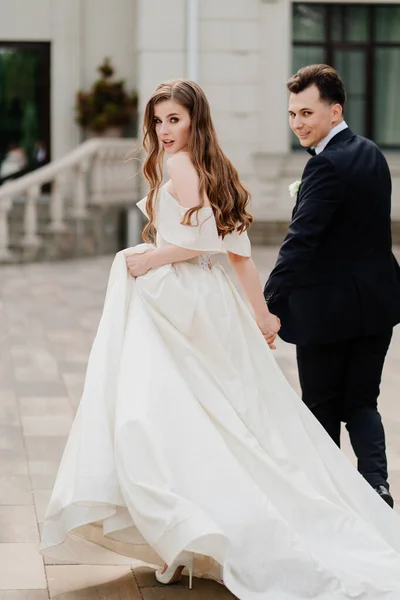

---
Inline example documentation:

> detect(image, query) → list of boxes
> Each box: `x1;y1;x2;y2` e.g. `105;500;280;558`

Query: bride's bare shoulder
166;151;194;172
165;152;201;209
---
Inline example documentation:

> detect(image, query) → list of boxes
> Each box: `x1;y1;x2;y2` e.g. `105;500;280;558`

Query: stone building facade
1;0;400;238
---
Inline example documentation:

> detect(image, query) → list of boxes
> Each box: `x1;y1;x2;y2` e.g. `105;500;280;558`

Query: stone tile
140;580;236;599
9;334;46;348
41;317;79;331
0;474;32;505
0;592;48;600
0;249;399;600
18;397;73;418
0;453;29;475
48;346;88;364
0;426;25;451
45;566;136;598
43;541;136;567
134;567;221;590
15;381;68;398
50;574;141;600
62;374;85;404
33;490;52;523
201;0;259;19
0;393;19;426
14;366;59;384
22;415;73;437
0;506;39;542
0;389;17;404
0;544;46;590
132;568;157;588
46;331;80;344
29;461;59;490
390;469;400;500
57;360;88;375
200;21;259;53
200;53;259;86
0;362;16;389
24;437;67;463
8;354;32;369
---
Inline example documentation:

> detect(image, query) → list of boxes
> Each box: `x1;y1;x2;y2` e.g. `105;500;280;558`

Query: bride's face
154;100;191;155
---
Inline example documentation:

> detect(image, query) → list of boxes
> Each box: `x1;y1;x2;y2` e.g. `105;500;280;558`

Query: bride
40;79;400;599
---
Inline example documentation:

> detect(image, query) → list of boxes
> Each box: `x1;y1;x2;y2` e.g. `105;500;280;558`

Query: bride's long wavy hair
142;79;253;242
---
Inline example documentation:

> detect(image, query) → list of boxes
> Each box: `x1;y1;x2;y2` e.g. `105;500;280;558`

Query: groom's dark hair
287;64;346;108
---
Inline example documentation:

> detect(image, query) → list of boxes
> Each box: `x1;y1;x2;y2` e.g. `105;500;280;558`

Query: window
0;42;50;169
292;4;400;148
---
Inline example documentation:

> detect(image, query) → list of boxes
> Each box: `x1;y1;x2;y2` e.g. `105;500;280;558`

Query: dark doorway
0;41;50;179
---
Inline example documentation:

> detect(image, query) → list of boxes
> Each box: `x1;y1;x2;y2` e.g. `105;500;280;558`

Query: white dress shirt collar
315;121;348;155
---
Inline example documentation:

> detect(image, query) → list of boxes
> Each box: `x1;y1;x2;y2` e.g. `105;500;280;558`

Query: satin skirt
40;246;400;599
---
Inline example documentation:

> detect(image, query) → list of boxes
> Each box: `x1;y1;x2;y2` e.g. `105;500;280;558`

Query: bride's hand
256;313;281;350
126;252;152;277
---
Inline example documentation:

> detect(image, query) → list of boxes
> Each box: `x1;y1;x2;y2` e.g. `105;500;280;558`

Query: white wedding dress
41;187;400;599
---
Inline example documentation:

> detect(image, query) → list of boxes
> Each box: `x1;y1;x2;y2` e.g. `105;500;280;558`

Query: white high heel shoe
155;551;194;589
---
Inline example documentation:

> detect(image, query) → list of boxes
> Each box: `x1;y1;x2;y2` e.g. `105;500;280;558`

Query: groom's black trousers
296;329;393;489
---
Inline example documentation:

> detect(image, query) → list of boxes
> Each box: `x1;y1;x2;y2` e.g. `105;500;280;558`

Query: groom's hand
256;313;281;350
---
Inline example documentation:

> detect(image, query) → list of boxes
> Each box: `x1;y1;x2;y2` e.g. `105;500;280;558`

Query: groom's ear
331;103;343;124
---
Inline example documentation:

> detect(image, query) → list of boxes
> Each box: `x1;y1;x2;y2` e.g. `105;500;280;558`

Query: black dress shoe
374;485;394;508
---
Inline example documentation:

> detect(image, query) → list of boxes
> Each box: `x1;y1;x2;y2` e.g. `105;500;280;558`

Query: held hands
256;313;281;350
125;252;152;277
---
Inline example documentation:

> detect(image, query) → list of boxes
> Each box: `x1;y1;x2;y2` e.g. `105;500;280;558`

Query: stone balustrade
0;139;141;262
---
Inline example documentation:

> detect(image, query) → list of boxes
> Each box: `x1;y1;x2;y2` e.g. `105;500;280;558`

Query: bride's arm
227;252;280;348
126;244;203;276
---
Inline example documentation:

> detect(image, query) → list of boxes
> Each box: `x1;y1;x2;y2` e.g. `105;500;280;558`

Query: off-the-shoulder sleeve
136;196;148;218
157;191;222;252
136;189;251;256
222;229;251;257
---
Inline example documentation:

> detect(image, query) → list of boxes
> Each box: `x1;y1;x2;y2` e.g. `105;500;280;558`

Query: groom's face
288;84;342;148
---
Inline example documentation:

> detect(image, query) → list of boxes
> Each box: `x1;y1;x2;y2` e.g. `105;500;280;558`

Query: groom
264;64;400;508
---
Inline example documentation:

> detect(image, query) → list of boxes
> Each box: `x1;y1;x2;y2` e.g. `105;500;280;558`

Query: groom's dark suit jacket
264;128;400;346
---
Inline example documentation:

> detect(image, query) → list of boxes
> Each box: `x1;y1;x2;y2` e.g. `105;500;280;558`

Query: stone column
199;0;261;210
251;0;294;220
51;0;82;159
129;0;187;245
258;0;291;155
136;0;186;113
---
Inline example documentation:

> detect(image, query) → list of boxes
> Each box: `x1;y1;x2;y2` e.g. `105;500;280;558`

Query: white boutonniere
289;180;302;198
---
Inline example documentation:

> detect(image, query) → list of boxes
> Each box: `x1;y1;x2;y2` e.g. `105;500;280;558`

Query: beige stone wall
135;0;296;220
135;0;400;227
0;0;52;39
0;0;138;159
135;0;301;220
2;0;400;226
137;0;186;105
199;0;261;197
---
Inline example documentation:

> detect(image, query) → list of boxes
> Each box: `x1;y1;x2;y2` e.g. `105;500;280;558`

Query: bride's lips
162;140;175;148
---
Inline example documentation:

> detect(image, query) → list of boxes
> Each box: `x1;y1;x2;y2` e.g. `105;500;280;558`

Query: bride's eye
170;118;179;123
154;118;161;124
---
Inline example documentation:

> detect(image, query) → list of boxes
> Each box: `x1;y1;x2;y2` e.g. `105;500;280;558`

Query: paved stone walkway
0;247;399;599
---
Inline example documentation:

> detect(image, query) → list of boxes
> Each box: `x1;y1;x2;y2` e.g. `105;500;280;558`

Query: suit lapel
292;128;356;218
292;186;303;218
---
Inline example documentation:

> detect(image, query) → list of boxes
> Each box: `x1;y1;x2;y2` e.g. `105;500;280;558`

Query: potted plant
75;58;138;137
